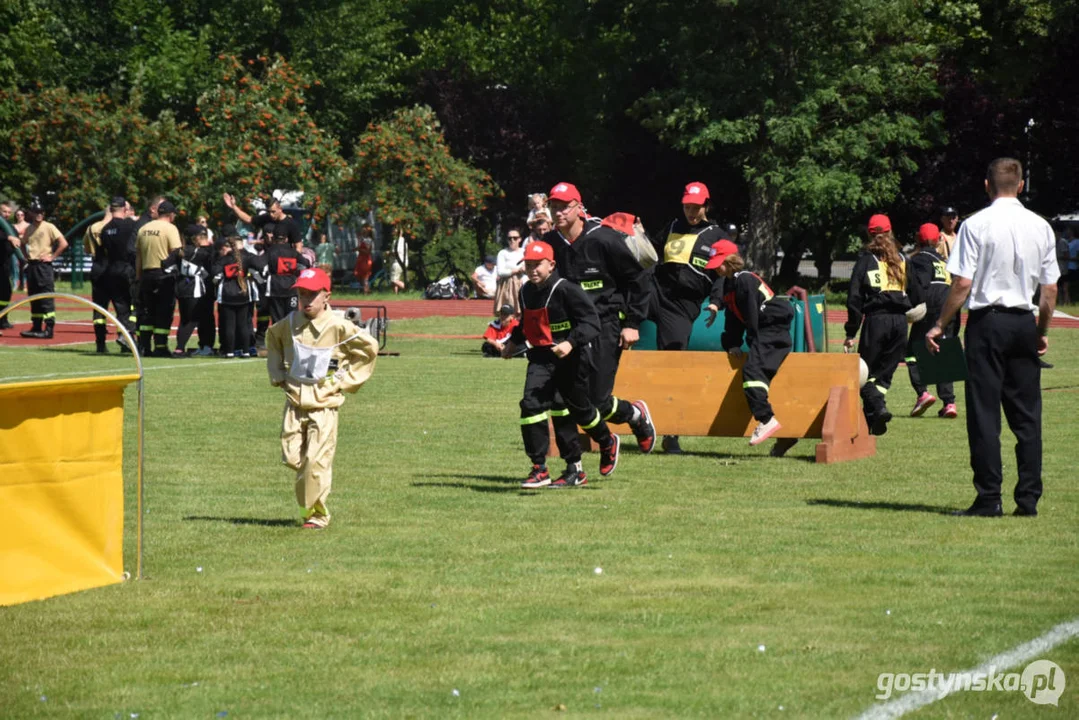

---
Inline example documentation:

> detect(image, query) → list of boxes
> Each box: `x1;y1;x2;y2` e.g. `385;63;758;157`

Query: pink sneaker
910;392;937;417
749;417;782;446
938;403;958;419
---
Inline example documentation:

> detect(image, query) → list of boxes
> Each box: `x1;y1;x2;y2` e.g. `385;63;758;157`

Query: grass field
1;314;1077;718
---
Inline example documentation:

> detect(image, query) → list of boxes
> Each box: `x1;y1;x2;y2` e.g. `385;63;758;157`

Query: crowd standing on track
926;157;1060;518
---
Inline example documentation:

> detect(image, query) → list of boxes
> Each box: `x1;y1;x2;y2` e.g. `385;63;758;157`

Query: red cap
703;239;740;270
918;223;941;244
548;182;581;203
681;182;710;205
523;241;555;262
868;214;892;233
293;267;331;293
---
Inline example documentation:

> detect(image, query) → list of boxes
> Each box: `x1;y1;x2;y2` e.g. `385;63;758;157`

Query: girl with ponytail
843;214;913;436
212;230;259;357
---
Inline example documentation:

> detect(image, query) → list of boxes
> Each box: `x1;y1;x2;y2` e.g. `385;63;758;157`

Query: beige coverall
266;308;379;527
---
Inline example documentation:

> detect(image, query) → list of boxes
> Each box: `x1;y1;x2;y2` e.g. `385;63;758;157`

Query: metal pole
0;292;145;579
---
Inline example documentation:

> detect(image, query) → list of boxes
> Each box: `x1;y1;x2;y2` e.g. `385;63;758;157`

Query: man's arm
52;226;68;259
223;193;254;225
925;275;972;352
1037;283;1057;355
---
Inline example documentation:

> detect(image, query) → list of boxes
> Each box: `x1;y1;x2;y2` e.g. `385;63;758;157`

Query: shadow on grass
806;498;955;515
673;449;815;463
411;481;529;494
184;515;298;527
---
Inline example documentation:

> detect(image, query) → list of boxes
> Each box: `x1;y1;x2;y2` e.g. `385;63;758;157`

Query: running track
2;295;1078;348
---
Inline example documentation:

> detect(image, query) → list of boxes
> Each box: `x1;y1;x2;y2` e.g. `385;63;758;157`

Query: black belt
970;306;1030;317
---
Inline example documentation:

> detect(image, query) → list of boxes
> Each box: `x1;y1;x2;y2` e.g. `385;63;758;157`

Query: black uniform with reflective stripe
164;245;215;299
511;271;601;360
651;218;728;305
100;218;138;275
906;248;951;314
264;243;308;296
844;250;911;338
543;218;650;329
715;272;791;350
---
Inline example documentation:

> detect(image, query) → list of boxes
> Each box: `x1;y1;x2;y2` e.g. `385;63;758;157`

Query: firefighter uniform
544;218;651;427
213;250;261;356
263;240;309;323
649;217;729;350
136;218;182;355
165;241;216;353
98;216;138;350
905;245;959;407
84;217;111;351
22;220;65;338
266;270;379;528
715;271;794;423
846;249;912;433
511;271;614;468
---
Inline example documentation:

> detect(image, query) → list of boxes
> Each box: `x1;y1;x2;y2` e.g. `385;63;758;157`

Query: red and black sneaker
631;400;656;454
549;463;587;488
599;434;620;477
521;464;551;489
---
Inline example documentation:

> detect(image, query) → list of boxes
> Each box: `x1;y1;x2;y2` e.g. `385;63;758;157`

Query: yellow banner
0;375;137;606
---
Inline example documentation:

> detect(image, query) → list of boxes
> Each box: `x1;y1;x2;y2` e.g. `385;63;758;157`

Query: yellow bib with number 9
663;233;698;265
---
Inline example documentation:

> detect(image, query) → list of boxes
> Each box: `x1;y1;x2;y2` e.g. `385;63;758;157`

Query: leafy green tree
348;104;500;285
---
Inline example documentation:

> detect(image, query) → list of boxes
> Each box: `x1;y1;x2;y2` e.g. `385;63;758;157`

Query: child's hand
705;304;719;327
501;342;517;359
552;341;573;358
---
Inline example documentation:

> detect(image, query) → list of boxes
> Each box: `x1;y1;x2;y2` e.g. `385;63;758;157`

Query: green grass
1;319;1077;718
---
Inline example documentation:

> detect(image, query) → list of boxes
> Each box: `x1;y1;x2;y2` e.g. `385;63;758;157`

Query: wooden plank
612;351;861;439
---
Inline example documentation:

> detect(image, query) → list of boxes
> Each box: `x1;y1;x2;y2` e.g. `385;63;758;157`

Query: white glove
905;303;927;323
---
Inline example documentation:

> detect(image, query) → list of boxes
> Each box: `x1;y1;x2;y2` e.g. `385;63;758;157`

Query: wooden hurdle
610;351;876;463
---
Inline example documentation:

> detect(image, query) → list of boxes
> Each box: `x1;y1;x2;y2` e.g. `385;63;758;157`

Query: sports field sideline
0;302;1076;718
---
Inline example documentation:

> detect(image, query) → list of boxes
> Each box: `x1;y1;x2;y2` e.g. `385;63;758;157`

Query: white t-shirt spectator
946;197;1059;311
473;263;498;297
496;247;524;278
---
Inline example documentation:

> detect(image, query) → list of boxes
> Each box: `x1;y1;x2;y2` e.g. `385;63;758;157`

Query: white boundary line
0;358;259;382
854;617;1079;719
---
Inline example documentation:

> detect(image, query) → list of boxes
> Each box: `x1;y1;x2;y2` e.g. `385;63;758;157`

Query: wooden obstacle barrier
609;351;875;463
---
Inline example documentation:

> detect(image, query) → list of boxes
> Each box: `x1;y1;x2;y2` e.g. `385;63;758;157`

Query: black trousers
255;296;271;345
268;294;297;324
651;286;700;351
138;270;175;350
0;262;11;327
520;349;612;465
742;321;793;422
26;261;56;330
91;273;135;347
218;302;251;355
176;295;216;351
964;308;1043;512
590;318;637;425
906;312;959;404
858;313;907;421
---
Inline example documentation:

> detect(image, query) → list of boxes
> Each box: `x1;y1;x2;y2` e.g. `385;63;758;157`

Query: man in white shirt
926;157;1059;517
471;255;498;299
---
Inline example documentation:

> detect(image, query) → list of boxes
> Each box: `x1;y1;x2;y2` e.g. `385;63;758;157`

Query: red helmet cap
293;267;331;293
703;239;740;270
681;182;710;205
868;214;892;233
523;241;555;262
918;223;941;244
548;182;581;203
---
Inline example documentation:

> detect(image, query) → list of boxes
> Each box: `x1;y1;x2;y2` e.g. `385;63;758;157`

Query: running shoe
631;400;656;454
749;417;782;446
549;463;587;488
521;464;551;489
938;403;958;419
599;435;620;477
910;391;937;417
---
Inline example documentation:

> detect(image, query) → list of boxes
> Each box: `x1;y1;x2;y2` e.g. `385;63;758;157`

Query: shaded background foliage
1;0;1076;286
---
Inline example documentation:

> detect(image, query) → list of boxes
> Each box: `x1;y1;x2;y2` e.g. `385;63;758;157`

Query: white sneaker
749;417;782;446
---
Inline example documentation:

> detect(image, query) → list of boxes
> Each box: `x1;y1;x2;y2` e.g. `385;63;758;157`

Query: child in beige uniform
266;268;379;528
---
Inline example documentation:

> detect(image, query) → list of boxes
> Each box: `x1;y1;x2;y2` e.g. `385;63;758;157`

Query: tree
0;86;199;226
194;55;350;226
348;104;499;285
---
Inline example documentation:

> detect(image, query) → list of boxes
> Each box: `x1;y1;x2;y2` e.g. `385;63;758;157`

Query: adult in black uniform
543;182;656;453
503;241;621;488
904;223;960;418
648;181;730;453
135;199;183;356
87;197;129;352
844;214;911;436
262;223;310;323
926;158;1060;517
165;224;216;356
97;199;138;352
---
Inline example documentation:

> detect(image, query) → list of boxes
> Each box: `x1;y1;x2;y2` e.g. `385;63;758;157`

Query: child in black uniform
165;224;216;356
213;234;261;357
844;214;912;435
905;223;960;418
703;240;794;446
502;241;620;489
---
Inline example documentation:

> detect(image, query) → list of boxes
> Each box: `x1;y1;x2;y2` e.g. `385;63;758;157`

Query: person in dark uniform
904;223;960;418
213;234;260;358
86;198;128;352
704;240;794;446
844;214;911;436
165;224;216;356
502;241;621;488
135;199;182;356
262;223;310;325
926;158;1060;517
97;199;139;352
543;182;656;454
647;181;730;453
20;203;68;339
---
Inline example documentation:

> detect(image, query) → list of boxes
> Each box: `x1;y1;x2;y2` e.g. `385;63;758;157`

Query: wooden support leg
815;385;876;463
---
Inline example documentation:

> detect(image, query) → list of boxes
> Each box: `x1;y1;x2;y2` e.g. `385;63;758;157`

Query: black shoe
661;435;682;454
1038;359;1053;369
1013;507;1038;517
96;344;108;354
869;410;892;436
631;400;656;454
152;347;171;358
0;318;12;330
952;502;1003;517
20;329;47;339
549;462;587;488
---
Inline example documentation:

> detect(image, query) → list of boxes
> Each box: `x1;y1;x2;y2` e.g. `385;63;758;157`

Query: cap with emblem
523;241;554;262
703;239;740;270
681;182;710;205
293;267;331;293
548;182;581;203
